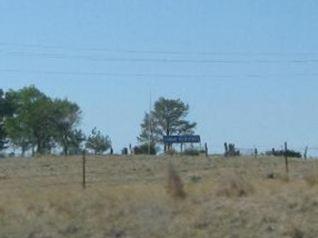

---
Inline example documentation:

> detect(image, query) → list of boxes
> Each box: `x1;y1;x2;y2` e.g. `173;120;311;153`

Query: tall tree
5;86;55;155
138;97;197;151
67;129;86;155
137;112;161;146
86;128;111;155
52;99;82;155
0;89;13;150
5;86;83;156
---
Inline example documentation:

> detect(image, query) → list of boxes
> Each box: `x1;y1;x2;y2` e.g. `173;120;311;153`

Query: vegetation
133;143;157;155
224;143;240;157
0;90;8;150
0;155;318;237
3;86;84;155
85;127;111;155
138;97;197;152
266;149;302;158
0;86;112;156
182;148;201;156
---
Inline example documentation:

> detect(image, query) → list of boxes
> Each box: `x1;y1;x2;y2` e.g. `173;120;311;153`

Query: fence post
284;142;289;175
82;150;86;189
205;143;208;158
304;146;308;160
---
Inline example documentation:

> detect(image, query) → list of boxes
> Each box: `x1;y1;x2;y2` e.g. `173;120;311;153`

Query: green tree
52;99;82;155
5;86;83;156
67;129;86;155
0;89;14;150
5;86;55;155
137;112;161;146
86;128;111;155
138;97;197;151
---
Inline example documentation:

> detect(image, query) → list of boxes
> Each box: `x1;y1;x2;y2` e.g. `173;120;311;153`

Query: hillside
0;156;317;238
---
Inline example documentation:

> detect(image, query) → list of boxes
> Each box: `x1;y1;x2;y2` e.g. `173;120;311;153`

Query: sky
1;0;318;154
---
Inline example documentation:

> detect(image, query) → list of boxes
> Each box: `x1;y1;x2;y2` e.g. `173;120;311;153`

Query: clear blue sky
1;1;318;153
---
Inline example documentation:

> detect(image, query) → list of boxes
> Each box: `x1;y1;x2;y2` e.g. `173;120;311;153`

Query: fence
1;145;318;191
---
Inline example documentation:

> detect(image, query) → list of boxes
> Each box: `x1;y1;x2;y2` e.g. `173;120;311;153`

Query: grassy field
1;155;318;238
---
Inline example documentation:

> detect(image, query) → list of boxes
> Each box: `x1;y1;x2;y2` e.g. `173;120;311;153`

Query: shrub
121;147;128;155
182;148;200;156
266;149;302;158
224;143;240;157
133;144;157;155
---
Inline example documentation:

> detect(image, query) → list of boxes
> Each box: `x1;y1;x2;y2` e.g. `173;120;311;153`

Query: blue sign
163;135;201;144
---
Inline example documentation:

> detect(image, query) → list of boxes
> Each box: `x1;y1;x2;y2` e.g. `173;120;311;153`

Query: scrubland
0;155;318;238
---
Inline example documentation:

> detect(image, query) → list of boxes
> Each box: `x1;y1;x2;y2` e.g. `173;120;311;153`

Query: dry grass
216;170;254;197
0;155;318;237
166;163;186;199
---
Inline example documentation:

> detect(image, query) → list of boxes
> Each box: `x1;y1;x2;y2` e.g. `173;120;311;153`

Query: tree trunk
21;146;26;157
32;145;35;157
63;145;68;156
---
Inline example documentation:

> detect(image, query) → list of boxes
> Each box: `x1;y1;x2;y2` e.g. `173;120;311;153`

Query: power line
1;42;318;57
0;68;231;78
1;68;318;79
2;50;318;64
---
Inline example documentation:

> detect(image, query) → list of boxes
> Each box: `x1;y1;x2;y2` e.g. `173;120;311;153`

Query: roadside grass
0;155;318;237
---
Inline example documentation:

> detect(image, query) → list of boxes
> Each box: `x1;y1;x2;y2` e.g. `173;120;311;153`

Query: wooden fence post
304;146;308;160
205;143;208;158
284;142;289;175
82;150;86;189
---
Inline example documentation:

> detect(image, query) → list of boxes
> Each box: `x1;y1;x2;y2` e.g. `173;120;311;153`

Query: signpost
163;135;201;144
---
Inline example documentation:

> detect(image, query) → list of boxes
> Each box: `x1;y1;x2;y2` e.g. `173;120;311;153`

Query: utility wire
2;50;318;64
1;68;318;79
1;42;318;57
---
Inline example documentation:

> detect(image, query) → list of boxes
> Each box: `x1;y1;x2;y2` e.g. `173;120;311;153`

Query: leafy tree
137;112;161;146
138;97;197;151
0;89;13;150
66;129;86;155
86;128;111;155
5;86;56;155
4;117;33;156
52;99;82;155
5;86;84;156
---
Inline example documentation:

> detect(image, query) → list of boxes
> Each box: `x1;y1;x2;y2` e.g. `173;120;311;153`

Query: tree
4;117;33;156
0;89;13;150
137;112;161;146
86;128;111;155
4;86;84;156
138;97;197;151
66;129;86;155
5;86;56;155
52;99;82;155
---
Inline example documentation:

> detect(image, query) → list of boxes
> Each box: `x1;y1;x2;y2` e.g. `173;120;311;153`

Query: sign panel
163;135;201;144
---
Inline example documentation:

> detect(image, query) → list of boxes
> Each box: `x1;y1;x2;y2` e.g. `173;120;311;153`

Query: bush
266;149;302;158
133;144;156;155
182;148;200;156
121;147;128;155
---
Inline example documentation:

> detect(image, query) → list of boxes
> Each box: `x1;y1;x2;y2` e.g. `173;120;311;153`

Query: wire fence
1;145;318;191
